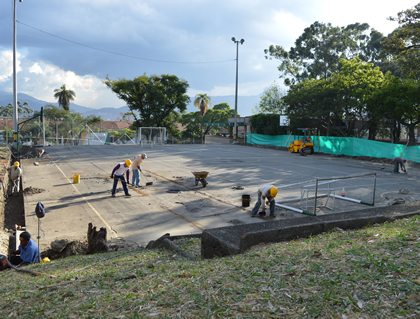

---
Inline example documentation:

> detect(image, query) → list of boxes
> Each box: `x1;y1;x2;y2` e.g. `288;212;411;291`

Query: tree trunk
87;223;108;254
407;123;418;146
368;120;376;140
200;117;203;144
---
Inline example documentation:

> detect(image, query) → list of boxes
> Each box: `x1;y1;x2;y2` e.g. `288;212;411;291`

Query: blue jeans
132;170;140;186
251;192;275;215
112;175;129;195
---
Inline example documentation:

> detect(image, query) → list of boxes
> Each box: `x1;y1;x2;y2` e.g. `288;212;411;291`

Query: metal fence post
314;178;318;216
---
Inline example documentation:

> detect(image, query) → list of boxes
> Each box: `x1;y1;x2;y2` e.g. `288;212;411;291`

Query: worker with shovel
251;185;278;218
111;159;132;197
131;153;147;187
6;161;22;196
393;157;407;173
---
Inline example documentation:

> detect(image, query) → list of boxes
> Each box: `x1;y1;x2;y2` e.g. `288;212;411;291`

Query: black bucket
242;194;250;207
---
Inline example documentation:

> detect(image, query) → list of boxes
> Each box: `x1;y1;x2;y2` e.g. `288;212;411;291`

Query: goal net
138;127;166;147
275;173;377;216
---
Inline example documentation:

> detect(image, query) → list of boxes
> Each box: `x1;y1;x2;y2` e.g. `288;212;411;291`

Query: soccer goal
138;127;166;147
275;172;377;216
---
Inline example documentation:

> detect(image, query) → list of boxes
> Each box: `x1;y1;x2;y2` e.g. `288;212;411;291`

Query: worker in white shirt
110;159;132;197
6;161;22;196
251;185;278;217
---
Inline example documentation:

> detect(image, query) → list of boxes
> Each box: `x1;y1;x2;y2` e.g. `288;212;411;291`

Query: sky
0;0;418;115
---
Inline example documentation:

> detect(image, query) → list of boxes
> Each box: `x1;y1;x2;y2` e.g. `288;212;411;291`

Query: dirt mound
41;240;88;260
19;146;47;159
41;238;139;260
23;186;45;195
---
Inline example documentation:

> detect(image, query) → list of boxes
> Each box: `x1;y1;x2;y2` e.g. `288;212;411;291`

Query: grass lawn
1;215;420;318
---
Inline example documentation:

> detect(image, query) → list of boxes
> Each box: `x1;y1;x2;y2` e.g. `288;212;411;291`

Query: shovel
141;171;153;186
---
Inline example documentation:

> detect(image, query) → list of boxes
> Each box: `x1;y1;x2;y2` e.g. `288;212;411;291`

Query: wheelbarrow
192;171;209;188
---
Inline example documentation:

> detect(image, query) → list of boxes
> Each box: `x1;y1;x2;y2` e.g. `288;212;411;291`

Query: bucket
73;174;80;184
242;194;250;207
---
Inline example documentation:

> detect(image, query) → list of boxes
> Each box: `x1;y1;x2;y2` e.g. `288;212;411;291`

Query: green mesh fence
247;133;420;163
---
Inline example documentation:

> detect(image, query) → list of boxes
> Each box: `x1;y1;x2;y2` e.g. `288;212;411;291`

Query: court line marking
53;163;117;237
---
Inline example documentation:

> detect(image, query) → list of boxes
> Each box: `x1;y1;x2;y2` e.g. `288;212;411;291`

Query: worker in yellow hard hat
110;159;132;197
251;185;278;218
6;161;22;196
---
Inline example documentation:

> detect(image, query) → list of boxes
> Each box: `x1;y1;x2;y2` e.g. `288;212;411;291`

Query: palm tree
54;84;76;111
193;93;212;143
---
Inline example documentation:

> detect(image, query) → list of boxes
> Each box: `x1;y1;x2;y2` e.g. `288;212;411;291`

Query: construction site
1;142;419;259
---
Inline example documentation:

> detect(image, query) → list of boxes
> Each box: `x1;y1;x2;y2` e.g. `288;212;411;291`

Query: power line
17;21;235;65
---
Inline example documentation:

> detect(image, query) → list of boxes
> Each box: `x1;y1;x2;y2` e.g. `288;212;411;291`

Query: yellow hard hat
270;186;278;197
125;159;132;167
14;161;19;167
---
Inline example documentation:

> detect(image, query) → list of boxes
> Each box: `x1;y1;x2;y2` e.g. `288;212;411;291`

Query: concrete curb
201;204;420;259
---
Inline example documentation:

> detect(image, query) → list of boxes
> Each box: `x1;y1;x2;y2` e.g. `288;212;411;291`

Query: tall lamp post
13;0;23;149
231;37;244;141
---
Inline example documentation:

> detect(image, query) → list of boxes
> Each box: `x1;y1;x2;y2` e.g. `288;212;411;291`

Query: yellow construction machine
289;128;316;156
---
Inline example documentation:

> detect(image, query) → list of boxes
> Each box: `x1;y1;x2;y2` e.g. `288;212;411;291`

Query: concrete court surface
22;144;420;251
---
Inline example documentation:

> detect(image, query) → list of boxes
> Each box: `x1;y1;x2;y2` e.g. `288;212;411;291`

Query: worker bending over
131;153;147;187
8;231;40;267
6;161;22;196
393;157;406;173
251;185;278;217
111;159;132;197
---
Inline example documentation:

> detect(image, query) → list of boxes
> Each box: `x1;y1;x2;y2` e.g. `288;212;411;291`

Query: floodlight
231;37;236;42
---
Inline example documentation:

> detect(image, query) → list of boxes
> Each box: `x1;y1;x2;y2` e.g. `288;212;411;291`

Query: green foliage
382;3;420;79
193;94;212;117
193;93;212;142
250;114;288;135
161;111;182;137
283;58;390;138
0;101;34;117
104;74;190;130
180;103;236;138
265;21;380;85
283;78;342;135
85;115;103;126
43;103;69;121
371;75;420;145
253;82;286;114
53;84;76;111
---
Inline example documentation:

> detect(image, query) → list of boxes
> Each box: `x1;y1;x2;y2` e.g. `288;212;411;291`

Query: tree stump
87;223;108;254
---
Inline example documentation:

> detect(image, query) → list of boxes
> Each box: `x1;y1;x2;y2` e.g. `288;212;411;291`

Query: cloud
29;62;43;75
0;50;124;109
0;50;22;82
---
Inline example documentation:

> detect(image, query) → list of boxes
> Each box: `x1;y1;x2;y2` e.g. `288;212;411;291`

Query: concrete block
201;204;420;259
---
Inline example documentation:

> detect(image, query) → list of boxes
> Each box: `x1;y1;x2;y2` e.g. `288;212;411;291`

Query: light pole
13;0;23;149
231;37;244;141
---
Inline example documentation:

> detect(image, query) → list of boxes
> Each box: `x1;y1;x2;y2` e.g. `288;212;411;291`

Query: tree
283;58;390;138
54;84;76;111
283;78;343;135
250;114;288;135
382;3;420;79
193;93;212;143
85;115;103;127
0;101;33;117
371;75;420;145
265;22;377;85
253;82;286;114
330;58;386;139
104;74;190;130
180;103;236;138
43;103;69;121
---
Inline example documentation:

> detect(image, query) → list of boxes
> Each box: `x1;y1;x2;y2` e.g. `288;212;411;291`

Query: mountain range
0;91;260;120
